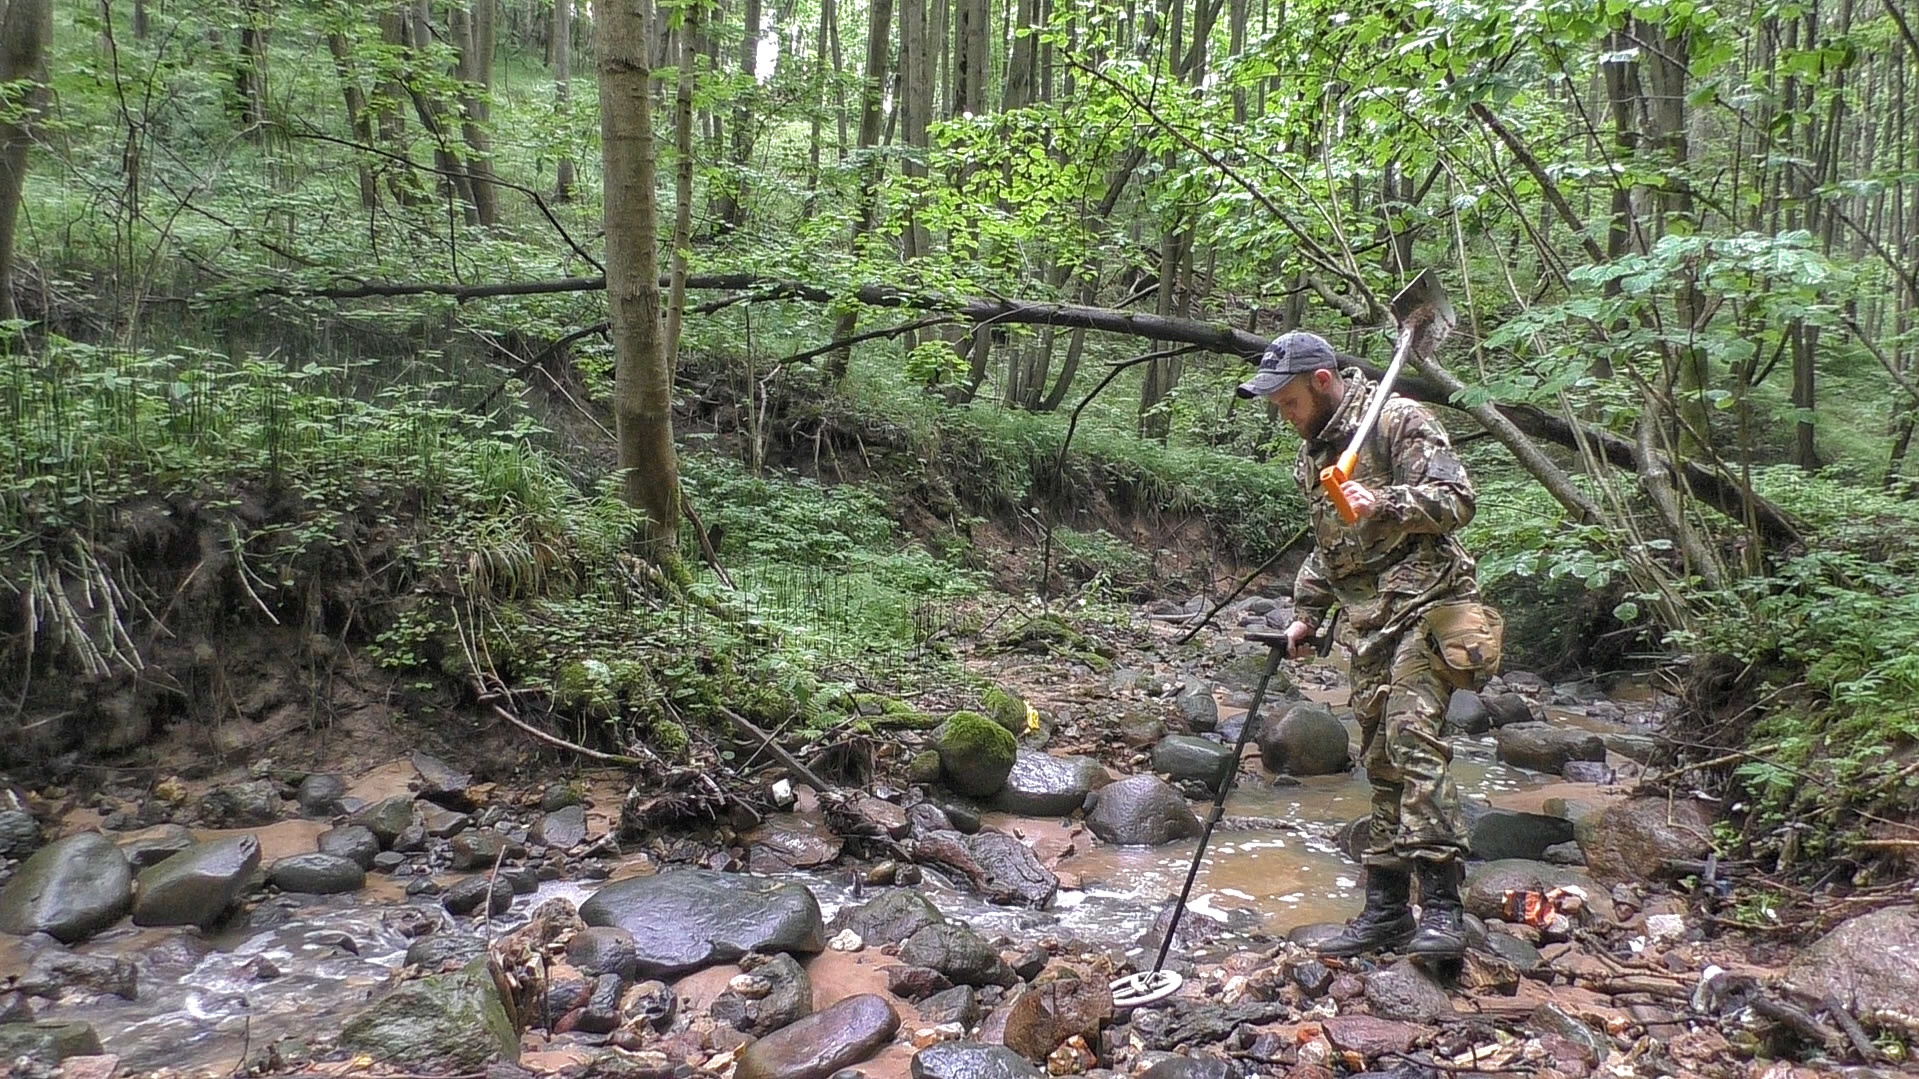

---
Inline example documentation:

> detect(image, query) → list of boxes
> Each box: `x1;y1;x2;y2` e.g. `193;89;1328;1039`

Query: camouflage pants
1349;623;1466;867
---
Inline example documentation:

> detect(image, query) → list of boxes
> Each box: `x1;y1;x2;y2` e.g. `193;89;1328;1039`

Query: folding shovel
1319;270;1459;524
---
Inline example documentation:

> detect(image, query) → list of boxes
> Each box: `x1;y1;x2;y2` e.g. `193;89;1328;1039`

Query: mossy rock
339;956;519;1071
990;613;1088;655
852;693;937;729
908;750;943;785
934;712;1017;798
981;685;1031;735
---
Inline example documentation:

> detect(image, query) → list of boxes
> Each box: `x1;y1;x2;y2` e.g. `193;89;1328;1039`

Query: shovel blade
1389;268;1457;354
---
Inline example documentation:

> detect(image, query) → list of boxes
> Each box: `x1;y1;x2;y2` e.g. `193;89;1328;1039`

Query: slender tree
0;0;52;325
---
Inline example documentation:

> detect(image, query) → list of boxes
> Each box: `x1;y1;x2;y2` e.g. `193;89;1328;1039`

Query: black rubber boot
1317;865;1415;957
1408;859;1468;959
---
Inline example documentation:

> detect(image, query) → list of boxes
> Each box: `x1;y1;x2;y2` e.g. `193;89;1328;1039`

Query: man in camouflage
1237;330;1482;959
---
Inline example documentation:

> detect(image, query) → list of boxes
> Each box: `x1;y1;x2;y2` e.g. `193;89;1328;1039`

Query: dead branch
714;704;834;791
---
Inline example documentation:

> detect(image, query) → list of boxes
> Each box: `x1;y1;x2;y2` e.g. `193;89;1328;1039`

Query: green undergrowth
0;335;975;762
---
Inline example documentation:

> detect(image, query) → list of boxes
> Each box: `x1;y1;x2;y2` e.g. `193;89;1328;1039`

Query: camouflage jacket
1291;369;1480;654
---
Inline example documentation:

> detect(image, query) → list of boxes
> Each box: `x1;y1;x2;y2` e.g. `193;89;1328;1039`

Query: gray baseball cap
1235;332;1338;398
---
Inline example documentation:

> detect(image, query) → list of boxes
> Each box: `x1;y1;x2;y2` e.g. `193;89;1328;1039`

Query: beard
1289;384;1340;439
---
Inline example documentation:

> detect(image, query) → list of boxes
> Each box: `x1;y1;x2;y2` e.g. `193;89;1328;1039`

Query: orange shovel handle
1319;450;1360;524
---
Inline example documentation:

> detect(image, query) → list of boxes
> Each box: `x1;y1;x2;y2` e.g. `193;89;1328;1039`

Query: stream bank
2;599;1914;1079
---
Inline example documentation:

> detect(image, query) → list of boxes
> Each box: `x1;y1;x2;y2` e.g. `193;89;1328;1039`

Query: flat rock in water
268;852;366;894
317;825;381;870
0;1023;105;1065
1151;735;1236;791
829;889;943;947
113;824;195;871
340;956;518;1072
1782;905;1919;1035
989;751;1109;816
1495;724;1604;774
0;833;133;943
577;869;825;978
910;1042;1044;1079
1574;797;1713;885
733;993;899;1079
1466;808;1575;862
899;923;1016;988
132;835;259;928
1084;775;1199;846
411;751;473;808
913;829;1059;908
746;815;843;869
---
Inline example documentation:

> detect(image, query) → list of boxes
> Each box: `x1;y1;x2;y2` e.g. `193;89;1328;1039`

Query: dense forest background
3;0;1918;882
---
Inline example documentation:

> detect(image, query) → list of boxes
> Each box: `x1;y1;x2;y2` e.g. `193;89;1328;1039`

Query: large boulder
0;832;133;942
829;889;943;947
1781;905;1919;1035
1151;735;1237;792
1574;797;1714;885
1085;775;1199;846
1463;859;1613;922
339;956;519;1071
317;824;381;870
577;869;825;978
1256;702;1351;776
935;712;1018;798
911;1042;1045;1079
1482;693;1537;729
268;852;366;895
133;835;260;928
989;751;1109;816
529;805;588;850
1495;724;1605;774
735;994;899;1079
1467;809;1576;862
197;779;282;827
295;773;348;817
1444;690;1492;736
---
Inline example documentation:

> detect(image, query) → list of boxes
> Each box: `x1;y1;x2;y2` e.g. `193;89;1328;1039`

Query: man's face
1266;372;1337;439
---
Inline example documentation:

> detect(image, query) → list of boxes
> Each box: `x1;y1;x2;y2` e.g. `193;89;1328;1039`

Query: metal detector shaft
1149;636;1288;974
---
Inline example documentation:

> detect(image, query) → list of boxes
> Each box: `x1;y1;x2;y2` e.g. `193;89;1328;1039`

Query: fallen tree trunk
275;271;1801;549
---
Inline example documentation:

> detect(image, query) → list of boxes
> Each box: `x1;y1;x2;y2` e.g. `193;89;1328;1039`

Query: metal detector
1110;617;1335;1009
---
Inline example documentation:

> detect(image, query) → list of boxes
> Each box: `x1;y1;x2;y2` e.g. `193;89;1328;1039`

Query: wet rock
317;824;381;870
372;851;406;872
133;835;259;928
746;815;844;869
1481;693;1536;729
989;751;1109;816
418;803;471;839
350;796;418;848
127;927;216;980
114;824;195;870
392;823;430;853
1289;959;1333;997
568;973;624;1034
567;926;638;979
713;953;813;1034
900;923;1017;988
1084;775;1199;846
1574;797;1713;885
830;889;943;947
735;993;899;1079
340;956;519;1071
18;950;138;1002
1444;691;1491;736
909;1042;1043;1079
1256;702;1352;776
411;751;473;808
1000;969;1112;1063
449;830;511;871
1138;1057;1238;1079
0;1022;104;1065
1531;1002;1611;1063
295;773;347;817
1462;860;1612;922
198;780;282;827
1541;797;1600;824
888;965;953;999
936;801;984;835
1495;724;1605;774
268;852;365;894
622;979;677;1031
846;796;912;839
578;869;825;978
1324;1015;1422;1056
405;933;486;972
1542;841;1585;865
443;876;513;917
0;832;133;942
1480;930;1544;972
1175;681;1219;733
919;985;981;1028
935;713;1018;798
1130;999;1290;1050
1466;809;1575;862
1560;760;1615;784
1009;946;1048;981
1363;960;1454;1022
1117;712;1165;748
917;829;1058;908
0;809;42;859
1455;948;1520;995
1602;732;1659;764
1151;735;1236;791
1782;905;1919;1035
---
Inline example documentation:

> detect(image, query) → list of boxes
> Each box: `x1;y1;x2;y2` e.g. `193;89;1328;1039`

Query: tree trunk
236;0;270;137
600;0;681;563
554;0;575;200
0;0;52;325
326;32;380;211
713;0;760;231
453;1;500;227
822;0;893;381
667;0;701;362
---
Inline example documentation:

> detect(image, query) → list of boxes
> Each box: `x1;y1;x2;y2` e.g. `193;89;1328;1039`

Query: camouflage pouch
1423;600;1504;691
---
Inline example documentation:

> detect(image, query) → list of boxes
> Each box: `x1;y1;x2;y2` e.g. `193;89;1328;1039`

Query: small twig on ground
1822;995;1883;1063
480;688;647;765
715;704;834;791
